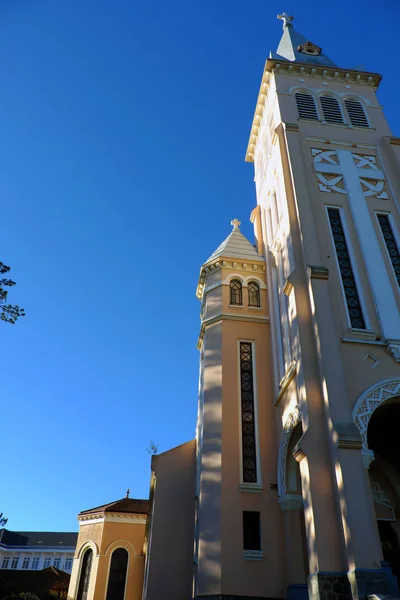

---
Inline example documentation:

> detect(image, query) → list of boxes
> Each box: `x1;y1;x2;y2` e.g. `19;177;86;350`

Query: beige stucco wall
143;439;196;600
68;515;146;600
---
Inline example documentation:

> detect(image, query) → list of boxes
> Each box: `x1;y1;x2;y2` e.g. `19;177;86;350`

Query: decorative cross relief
312;149;389;199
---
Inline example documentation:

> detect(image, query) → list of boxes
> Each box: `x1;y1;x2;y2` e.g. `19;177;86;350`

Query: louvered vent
295;93;318;120
344;99;369;128
320;96;344;124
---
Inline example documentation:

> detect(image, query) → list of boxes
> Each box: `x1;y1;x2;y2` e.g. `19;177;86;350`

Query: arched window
106;548;128;600
248;281;261;307
77;549;93;600
344;98;369;128
295;92;318;120
320;95;344;124
230;279;242;305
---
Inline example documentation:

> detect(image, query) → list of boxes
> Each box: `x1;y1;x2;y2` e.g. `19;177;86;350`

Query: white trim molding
277;405;302;500
352;378;400;449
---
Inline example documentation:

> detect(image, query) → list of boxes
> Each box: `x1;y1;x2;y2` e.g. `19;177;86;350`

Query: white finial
231;219;241;231
277;12;294;28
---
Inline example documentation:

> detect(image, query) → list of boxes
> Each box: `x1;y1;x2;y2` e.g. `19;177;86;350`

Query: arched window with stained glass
230;279;243;306
248;281;261;308
105;548;129;600
76;549;93;600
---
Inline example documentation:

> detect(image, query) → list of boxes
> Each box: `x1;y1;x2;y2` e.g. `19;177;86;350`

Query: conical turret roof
205;219;263;264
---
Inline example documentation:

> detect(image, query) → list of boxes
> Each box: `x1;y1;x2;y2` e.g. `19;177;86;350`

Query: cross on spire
277;12;294;28
231;219;241;231
126;488;130;498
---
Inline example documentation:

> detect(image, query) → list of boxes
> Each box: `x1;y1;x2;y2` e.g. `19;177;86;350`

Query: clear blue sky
1;0;399;532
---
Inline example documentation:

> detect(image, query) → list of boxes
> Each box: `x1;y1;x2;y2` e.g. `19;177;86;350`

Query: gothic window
106;548;128;600
77;549;93;600
230;279;243;305
248;281;261;307
377;214;400;287
327;208;366;329
344;99;369;128
295;92;318;120
240;342;257;483
320;96;344;124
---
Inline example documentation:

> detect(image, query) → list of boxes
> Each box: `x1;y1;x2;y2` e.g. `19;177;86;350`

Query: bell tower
246;13;400;600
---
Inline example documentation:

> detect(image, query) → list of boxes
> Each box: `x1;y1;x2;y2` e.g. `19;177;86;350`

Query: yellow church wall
68;516;146;600
143;440;196;600
220;318;285;598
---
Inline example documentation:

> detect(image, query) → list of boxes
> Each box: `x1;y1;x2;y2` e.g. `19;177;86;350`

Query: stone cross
231;218;241;230
277;12;294;28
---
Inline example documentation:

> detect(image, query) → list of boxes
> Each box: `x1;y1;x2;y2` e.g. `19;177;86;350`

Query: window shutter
295;92;318;120
344;99;369;128
320;96;344;124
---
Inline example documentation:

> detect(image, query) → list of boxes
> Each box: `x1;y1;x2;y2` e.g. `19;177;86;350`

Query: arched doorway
367;399;400;590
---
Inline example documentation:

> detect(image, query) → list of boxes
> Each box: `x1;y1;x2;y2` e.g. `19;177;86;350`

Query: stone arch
76;539;100;559
352;378;400;449
104;539;138;558
278;405;301;498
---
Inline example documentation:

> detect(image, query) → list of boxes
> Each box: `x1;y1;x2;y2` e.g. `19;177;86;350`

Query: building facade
68;15;400;600
0;528;77;573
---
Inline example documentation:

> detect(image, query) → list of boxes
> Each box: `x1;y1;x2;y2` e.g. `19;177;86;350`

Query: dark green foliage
0;262;25;324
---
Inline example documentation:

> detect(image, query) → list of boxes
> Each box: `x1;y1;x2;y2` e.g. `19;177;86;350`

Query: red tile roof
79;497;149;516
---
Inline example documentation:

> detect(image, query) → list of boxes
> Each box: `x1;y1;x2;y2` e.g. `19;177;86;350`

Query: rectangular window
53;557;61;569
43;557;51;569
377;214;400;287
327;208;366;329
64;558;73;571
22;557;30;570
243;511;261;551
11;557;19;569
1;557;10;569
239;342;257;483
32;557;40;570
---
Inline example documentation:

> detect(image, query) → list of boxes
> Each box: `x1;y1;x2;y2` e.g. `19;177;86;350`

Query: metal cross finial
231;218;241;231
126;488;130;498
277;12;294;28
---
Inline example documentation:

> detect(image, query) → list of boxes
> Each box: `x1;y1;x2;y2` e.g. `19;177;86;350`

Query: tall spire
272;13;336;67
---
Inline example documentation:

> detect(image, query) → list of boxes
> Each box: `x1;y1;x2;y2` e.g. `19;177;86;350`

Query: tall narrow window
240;342;257;483
248;281;261;307
230;279;242;305
11;557;19;569
1;557;10;569
43;557;51;569
320;96;344;124
22;557;30;570
344;99;369;128
53;557;61;569
327;208;365;329
243;511;261;551
32;557;39;570
377;214;400;286
77;549;93;600
295;92;318;120
106;548;128;600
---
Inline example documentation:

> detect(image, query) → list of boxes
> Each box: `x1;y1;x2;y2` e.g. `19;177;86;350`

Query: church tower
243;11;400;600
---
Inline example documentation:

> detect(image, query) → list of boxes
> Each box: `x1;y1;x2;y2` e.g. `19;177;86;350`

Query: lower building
0;529;77;574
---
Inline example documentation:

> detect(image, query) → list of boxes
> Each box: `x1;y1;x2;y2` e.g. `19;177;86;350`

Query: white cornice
79;513;147;526
197;259;266;300
245;59;382;163
197;312;269;350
